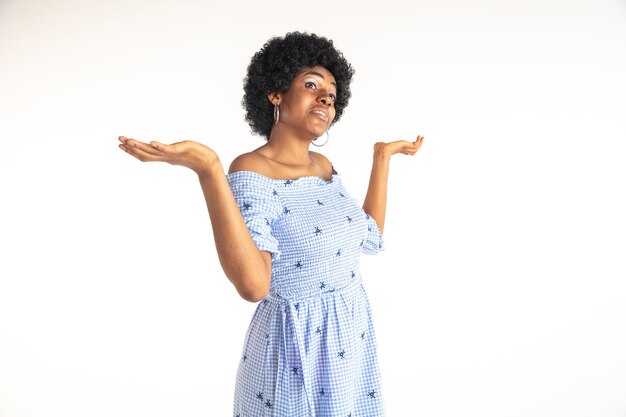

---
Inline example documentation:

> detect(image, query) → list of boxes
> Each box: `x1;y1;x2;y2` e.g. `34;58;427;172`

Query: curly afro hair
242;32;355;140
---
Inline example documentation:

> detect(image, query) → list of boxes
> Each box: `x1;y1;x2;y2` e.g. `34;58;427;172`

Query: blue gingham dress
227;169;385;417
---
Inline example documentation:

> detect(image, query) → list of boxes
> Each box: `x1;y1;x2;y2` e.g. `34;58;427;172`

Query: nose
317;90;333;106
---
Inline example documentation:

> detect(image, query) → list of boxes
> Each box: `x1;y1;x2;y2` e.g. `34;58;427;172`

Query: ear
267;92;281;106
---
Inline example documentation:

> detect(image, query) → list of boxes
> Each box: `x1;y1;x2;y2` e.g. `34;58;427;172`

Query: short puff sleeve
227;172;283;260
361;211;385;255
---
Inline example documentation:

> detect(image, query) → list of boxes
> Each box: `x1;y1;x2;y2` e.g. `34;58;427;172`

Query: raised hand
118;136;218;176
374;135;424;158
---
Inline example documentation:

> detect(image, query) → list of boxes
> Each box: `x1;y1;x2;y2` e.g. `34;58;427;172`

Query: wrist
195;155;223;179
373;142;391;160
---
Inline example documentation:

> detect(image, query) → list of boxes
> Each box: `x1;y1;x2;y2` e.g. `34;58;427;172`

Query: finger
119;143;145;161
119;136;141;147
118;136;137;152
119;141;142;158
118;136;137;154
122;142;165;162
127;139;164;157
149;141;175;153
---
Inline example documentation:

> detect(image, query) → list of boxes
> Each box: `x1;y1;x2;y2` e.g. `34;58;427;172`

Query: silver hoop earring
273;104;280;125
312;130;329;147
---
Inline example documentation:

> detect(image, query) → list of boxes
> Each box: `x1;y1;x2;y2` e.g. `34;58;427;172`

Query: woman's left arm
362;135;424;235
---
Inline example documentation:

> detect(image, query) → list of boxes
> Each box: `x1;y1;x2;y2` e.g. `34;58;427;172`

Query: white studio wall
1;0;625;416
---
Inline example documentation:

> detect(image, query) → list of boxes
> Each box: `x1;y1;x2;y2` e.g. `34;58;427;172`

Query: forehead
295;66;336;85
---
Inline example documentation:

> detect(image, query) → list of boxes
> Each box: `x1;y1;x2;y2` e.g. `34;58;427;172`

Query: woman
118;32;423;417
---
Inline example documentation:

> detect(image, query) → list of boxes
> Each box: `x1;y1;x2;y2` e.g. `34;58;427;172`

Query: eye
305;81;316;89
329;93;336;101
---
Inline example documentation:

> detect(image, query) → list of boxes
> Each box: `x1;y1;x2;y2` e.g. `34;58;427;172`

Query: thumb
150;141;167;150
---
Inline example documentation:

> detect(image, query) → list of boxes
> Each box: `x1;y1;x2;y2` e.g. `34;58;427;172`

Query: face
270;65;337;139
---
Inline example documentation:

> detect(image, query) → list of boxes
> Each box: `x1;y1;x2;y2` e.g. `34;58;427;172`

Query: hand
118;136;219;175
374;135;424;158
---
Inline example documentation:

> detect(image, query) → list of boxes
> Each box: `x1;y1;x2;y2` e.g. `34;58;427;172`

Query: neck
263;124;316;166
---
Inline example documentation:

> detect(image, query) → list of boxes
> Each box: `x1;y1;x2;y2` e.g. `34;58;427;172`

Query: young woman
118;32;423;416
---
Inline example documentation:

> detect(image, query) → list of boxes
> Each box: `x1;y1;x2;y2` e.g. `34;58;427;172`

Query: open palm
375;135;424;157
118;136;217;175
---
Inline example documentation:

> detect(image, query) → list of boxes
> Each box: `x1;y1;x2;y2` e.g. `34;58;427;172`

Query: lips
310;107;329;121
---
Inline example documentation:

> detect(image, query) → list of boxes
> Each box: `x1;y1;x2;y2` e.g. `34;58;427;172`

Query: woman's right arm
197;158;272;302
118;136;271;302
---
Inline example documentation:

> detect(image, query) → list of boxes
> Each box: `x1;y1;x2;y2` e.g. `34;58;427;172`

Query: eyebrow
303;71;337;87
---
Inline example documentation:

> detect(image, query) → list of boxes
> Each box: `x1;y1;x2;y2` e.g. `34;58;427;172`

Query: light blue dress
227;169;385;417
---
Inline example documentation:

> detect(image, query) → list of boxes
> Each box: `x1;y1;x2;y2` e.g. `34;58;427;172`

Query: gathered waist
265;277;364;305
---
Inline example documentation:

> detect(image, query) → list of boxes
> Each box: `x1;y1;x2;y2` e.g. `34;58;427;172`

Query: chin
311;128;327;140
299;124;327;141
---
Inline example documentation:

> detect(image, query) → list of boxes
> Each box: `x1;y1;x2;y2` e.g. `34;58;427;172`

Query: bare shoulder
228;151;270;175
310;151;335;175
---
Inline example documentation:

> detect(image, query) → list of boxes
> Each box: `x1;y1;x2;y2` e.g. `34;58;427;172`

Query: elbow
230;273;270;303
238;284;269;303
223;252;272;303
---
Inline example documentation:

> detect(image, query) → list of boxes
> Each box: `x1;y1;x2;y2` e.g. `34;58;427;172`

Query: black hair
242;32;355;140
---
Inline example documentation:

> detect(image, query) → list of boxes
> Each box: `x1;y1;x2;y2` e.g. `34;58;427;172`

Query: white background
1;0;625;416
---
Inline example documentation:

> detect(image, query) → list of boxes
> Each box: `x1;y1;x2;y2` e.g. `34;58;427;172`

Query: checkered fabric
227;170;385;417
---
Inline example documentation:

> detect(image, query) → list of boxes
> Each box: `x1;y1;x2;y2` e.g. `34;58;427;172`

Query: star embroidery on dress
319;388;326;396
317;199;324;206
265;399;272;409
272;189;278;196
319;282;326;290
361;331;365;340
295;260;303;269
365;214;370;220
284;179;293;186
291;366;298;375
368;225;372;232
315;326;321;334
283;206;291;214
294;302;300;311
351;271;356;278
368;390;376;398
265;218;270;226
242;202;252;211
339;192;345;198
242;354;247;362
256;392;263;400
262;299;268;306
314;227;322;235
336;249;341;257
347;216;352;223
338;350;345;359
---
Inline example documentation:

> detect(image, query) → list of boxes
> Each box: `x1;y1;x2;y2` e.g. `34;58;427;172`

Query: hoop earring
273;104;280;125
312;130;329;147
